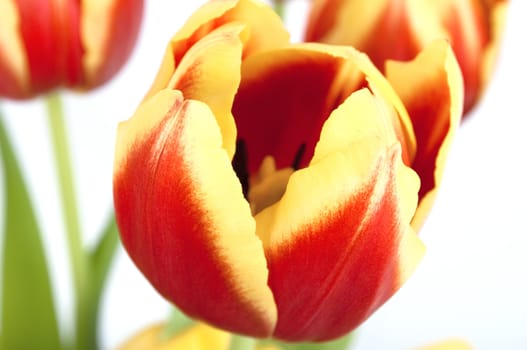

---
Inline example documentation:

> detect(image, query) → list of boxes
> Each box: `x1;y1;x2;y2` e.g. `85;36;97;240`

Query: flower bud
305;0;508;116
0;0;144;99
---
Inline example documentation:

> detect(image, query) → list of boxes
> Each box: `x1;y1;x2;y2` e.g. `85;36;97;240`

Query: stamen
292;143;306;170
232;139;249;197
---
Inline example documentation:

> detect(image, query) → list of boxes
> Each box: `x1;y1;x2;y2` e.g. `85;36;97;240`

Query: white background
1;1;526;349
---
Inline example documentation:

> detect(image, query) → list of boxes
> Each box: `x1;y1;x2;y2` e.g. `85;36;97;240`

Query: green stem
45;93;92;350
272;0;285;19
90;214;120;299
75;214;120;350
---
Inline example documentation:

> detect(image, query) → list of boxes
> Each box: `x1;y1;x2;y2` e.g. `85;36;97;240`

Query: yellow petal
254;89;423;340
114;89;277;337
0;0;29;98
386;40;463;230
143;0;289;159
117;323;231;350
165;23;248;159
414;339;474;350
81;0;143;88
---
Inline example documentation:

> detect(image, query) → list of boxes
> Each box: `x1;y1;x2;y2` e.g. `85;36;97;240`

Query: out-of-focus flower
113;0;462;342
118;323;281;350
305;0;508;116
414;339;473;350
0;0;144;99
118;322;470;350
117;323;231;350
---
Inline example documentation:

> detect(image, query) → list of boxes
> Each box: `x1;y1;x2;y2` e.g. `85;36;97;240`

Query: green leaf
90;213;120;305
262;332;354;350
0;114;62;350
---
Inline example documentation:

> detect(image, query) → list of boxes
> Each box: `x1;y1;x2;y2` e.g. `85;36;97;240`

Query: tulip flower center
248;156;293;215
233;140;306;215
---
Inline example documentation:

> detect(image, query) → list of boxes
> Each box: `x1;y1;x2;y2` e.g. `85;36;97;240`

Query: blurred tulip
305;0;508;116
118;322;282;350
118;322;470;350
0;0;144;99
414;339;473;350
113;0;462;342
117;323;231;350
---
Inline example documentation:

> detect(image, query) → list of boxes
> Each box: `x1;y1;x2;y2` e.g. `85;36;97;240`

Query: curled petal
114;90;277;337
385;40;463;230
408;0;506;114
255;90;423;341
233;43;417;174
162;23;247;159
143;0;288;158
145;0;289;99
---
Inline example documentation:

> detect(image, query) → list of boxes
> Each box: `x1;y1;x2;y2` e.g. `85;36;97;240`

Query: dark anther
232;139;249;198
292;143;306;170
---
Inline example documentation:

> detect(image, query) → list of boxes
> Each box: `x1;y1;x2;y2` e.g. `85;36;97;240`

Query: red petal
252;89;423;341
81;0;144;88
114;90;276;337
268;145;421;341
13;0;83;94
386;40;463;229
233;47;367;173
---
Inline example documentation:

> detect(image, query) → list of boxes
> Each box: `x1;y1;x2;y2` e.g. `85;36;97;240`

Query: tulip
113;0;462;342
118;322;281;350
0;0;144;99
117;323;231;350
305;0;507;116
415;339;473;350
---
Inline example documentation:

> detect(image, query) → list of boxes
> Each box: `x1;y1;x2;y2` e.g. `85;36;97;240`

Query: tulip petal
143;0;289;159
144;0;289;104
305;0;420;65
169;0;289;59
255;90;423;341
12;0;83;93
385;40;463;230
114;90;277;337
81;0;144;88
479;1;508;108
407;0;493;114
164;23;249;159
233;43;416;174
306;0;507;117
0;0;29;98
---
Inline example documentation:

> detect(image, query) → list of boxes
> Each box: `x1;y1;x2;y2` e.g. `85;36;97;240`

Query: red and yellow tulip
0;0;144;99
113;0;462;342
305;0;507;116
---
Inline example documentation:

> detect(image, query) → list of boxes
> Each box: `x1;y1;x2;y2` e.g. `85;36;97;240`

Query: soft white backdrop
1;1;526;349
